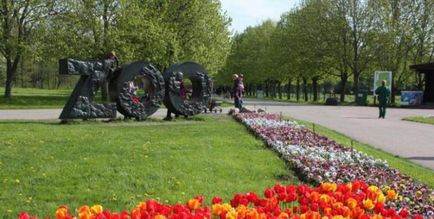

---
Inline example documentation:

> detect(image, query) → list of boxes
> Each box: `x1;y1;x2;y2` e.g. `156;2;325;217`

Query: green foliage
219;0;434;101
219;20;276;85
1;0;232;96
0;116;300;217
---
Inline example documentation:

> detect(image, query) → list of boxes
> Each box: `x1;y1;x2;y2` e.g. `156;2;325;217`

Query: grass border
402;116;434;125
286;116;434;188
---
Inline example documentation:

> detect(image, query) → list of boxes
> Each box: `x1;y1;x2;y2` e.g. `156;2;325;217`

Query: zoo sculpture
59;58;211;121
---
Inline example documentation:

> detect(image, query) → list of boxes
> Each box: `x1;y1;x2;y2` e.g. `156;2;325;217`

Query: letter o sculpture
110;61;165;120
163;62;212;116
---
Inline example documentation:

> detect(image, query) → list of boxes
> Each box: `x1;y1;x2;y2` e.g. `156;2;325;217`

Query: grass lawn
0;87;72;109
0;115;300;217
244;94;402;106
290;118;434;188
403;116;434;125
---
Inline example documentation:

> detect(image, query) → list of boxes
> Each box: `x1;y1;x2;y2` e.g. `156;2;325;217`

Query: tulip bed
233;113;433;218
19;181;423;219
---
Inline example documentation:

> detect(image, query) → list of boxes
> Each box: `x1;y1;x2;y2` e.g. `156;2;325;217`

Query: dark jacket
375;86;390;105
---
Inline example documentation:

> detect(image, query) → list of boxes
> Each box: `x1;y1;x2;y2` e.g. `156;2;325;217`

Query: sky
220;0;300;34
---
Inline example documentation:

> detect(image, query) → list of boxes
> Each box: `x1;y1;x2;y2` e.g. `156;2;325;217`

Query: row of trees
218;0;434;103
0;0;232;97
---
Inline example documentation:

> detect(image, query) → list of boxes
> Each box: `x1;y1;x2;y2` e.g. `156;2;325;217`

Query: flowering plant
19;182;424;219
233;113;433;217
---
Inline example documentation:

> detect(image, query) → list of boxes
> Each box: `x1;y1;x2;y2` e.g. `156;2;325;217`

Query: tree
320;0;354;102
33;0;231;90
0;0;49;97
275;1;332;101
220;20;276;94
163;0;231;75
368;0;413;103
337;0;375;100
409;0;434;89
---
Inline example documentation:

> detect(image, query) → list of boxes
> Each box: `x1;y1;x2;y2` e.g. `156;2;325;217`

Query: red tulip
18;212;31;219
264;188;275;199
387;208;397;217
398;208;409;218
212;196;223;204
300;205;309;213
273;184;286;194
310;203;319;212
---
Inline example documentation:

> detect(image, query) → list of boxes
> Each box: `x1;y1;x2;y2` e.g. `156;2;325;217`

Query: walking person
375;80;390;119
238;74;245;108
232;74;242;109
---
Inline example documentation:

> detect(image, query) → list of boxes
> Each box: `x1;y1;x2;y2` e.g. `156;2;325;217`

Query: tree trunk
391;75;395;104
273;81;277;98
296;78;300;102
353;73;360;102
4;57;20;98
20;57;24;88
265;81;269;97
4;69;14;98
340;73;348;102
303;78;308;102
312;77;319;102
39;71;44;89
323;85;326;101
287;80;291;100
47;70;51;89
278;82;282;99
57;78;62;89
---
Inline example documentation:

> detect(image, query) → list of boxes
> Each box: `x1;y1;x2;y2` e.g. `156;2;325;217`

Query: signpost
373;71;392;95
256;89;264;98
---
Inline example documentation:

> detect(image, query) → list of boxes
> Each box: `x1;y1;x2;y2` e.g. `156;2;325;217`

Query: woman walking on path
375;80;390;119
232;74;242;109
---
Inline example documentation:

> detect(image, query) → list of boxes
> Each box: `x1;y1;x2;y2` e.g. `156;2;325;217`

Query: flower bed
233;113;433;218
19;182;422;219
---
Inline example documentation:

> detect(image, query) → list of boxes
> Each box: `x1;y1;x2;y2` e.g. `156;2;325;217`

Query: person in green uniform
375;80;390;119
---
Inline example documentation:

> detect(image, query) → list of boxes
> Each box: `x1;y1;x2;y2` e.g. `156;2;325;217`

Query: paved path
1;99;434;170
241;98;434;170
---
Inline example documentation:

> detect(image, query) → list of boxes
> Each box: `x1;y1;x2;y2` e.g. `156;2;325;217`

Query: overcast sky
220;0;300;34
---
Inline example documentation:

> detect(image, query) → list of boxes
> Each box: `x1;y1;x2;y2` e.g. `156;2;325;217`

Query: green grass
0;87;72;109
403;116;434;125
0;115;300;217
220;100;233;107
289;117;434;188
